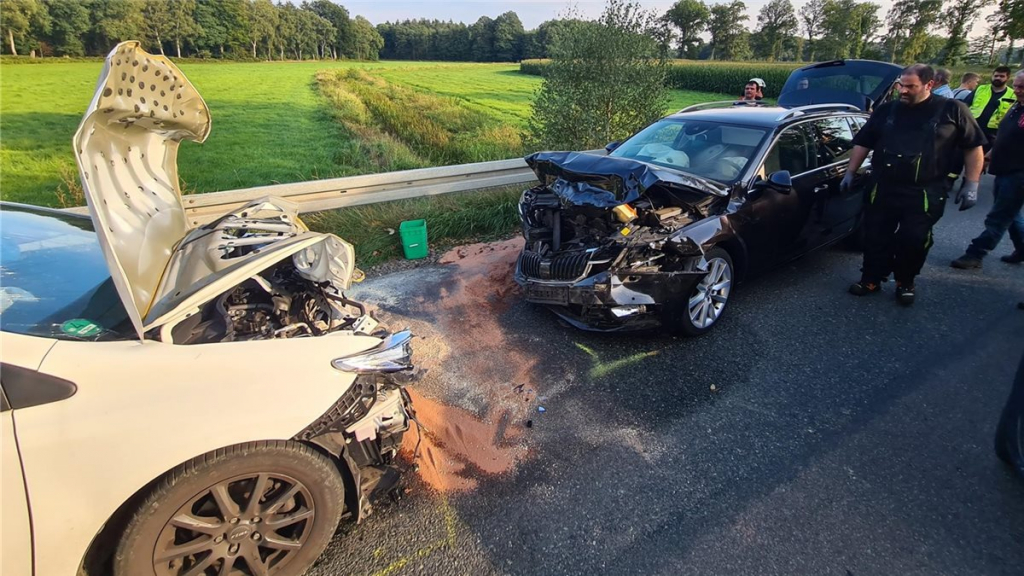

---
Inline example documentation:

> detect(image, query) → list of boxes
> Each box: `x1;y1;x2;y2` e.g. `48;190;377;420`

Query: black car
515;60;902;335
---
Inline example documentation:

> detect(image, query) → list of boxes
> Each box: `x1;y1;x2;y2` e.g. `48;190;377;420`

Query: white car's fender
8;330;380;576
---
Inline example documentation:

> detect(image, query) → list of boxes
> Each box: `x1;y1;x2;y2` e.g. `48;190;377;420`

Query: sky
339;0;997;40
341;0;875;29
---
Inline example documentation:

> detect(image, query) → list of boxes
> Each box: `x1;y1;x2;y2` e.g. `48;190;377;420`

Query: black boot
1001;250;1024;264
895;283;915;306
951;253;983;269
849;280;881;296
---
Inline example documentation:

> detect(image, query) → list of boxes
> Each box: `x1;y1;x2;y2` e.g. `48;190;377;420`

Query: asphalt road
311;175;1023;576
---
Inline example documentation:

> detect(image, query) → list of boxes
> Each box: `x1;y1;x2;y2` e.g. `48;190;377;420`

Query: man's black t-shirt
852;95;986;180
988;102;1024;176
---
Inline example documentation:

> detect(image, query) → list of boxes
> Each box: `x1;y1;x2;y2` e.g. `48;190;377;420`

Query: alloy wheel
152;472;315;576
687;257;732;330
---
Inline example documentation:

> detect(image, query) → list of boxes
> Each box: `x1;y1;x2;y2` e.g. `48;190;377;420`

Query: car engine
161;200;378;345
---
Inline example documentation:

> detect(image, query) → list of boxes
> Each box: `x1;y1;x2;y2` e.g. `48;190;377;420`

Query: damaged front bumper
295;331;419;520
514;262;705;331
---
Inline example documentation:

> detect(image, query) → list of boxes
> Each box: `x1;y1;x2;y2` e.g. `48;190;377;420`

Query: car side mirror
750;170;793;196
605;141;621;154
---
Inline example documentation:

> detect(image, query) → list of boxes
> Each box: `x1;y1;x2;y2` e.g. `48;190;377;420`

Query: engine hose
552;209;562;252
322;290;366;317
226;303;275;312
215;293;236;342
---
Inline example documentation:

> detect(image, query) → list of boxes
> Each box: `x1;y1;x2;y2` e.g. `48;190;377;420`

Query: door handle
813;185;829;193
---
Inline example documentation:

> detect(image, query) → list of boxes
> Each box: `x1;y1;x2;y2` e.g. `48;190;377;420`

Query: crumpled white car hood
74;42;357;339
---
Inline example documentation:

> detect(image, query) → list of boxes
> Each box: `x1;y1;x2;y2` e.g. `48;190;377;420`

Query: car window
0;206;133;341
814;117;856;164
849;115;866;134
610;119;769;183
762;125;816;176
646;122;683;145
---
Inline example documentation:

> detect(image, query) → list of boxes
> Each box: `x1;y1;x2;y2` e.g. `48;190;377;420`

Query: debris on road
362;238;535;492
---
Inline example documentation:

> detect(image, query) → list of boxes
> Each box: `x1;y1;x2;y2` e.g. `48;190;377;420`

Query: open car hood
74;42;357;339
777;59;903;111
525;151;727;209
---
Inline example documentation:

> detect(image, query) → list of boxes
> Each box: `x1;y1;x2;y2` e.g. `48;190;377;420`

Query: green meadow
1;60;731;208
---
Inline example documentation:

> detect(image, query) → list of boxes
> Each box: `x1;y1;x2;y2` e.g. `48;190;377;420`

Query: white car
1;42;416;576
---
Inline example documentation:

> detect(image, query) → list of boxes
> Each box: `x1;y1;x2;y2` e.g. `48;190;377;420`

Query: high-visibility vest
970;84;1015;129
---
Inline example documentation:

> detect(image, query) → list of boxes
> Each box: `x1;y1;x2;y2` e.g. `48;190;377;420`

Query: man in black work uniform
841;64;986;306
951;69;1024;269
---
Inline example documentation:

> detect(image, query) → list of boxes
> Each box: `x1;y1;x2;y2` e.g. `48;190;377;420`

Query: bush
528;0;669;151
519;59;548;76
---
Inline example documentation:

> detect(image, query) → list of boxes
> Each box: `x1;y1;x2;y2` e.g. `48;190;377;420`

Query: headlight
332;330;413;373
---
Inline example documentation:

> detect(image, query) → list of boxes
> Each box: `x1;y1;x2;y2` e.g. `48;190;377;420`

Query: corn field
521;59;801;98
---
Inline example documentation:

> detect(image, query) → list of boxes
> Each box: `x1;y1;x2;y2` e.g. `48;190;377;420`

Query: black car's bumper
515;260;705;331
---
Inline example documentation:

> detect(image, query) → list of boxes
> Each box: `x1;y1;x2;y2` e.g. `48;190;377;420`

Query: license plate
524;284;568;305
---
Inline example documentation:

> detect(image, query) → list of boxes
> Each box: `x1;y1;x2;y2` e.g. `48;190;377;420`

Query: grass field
1;60;731;207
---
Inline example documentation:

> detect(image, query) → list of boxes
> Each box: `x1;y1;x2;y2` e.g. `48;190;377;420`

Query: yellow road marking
575;342;661;379
370;494;458;576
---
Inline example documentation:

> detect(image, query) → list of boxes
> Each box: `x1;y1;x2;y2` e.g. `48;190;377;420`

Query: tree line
1;0;1021;66
661;0;1023;66
339;0;1024;66
0;0;383;61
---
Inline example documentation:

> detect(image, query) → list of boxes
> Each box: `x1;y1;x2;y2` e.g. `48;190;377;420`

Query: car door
1;394;33;576
749;122;831;265
810;115;862;243
0;331;58;576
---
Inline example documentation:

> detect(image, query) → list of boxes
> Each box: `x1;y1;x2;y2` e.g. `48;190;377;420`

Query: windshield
609;119;768;183
0;205;132;341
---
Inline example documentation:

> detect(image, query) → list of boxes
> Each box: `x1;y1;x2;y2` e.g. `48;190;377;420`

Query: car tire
669;247;734;337
113;440;345;576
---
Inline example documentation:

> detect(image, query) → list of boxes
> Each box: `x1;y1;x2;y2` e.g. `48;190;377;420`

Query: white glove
956;180;979;211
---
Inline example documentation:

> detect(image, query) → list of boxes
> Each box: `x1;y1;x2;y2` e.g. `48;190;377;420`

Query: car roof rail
677;100;763;113
775;103;861;121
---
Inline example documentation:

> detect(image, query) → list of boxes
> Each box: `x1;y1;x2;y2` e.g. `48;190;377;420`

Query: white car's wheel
113;441;345;576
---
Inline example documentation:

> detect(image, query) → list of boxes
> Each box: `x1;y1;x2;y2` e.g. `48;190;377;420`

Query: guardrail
66;156;539;226
65;151;605;227
181;157;543;227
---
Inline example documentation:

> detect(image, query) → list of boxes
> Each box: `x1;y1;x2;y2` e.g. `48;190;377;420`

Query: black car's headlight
332;330;413;373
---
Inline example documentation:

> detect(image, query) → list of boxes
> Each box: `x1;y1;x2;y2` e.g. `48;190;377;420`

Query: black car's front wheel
670;247;734;336
113;440;346;576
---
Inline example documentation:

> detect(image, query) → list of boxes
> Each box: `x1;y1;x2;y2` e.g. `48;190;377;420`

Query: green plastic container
399;219;428;260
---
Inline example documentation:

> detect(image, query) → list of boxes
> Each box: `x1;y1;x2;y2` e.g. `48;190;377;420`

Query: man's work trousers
966;171;1024;258
861;180;948;286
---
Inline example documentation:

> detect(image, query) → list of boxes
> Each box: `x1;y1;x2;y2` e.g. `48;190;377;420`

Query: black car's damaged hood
526;152;727;209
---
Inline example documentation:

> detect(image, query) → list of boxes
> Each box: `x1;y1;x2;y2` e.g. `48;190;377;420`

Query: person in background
933;68;954;97
796;77;810;90
951;70;1024;270
739;78;765;101
842;64;985;306
951;72;981;101
966;66;1015;148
